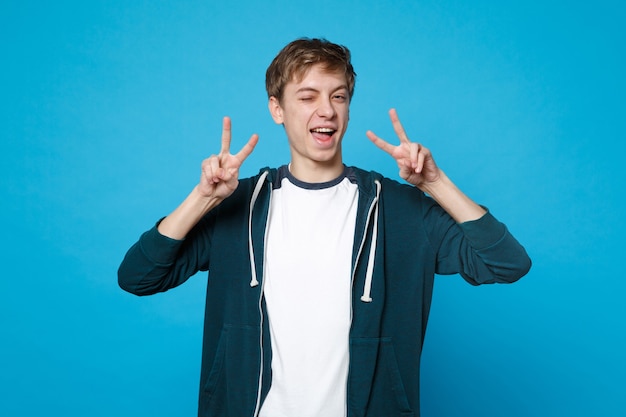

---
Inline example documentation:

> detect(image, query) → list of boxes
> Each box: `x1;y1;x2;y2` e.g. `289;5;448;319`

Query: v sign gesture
367;108;486;223
198;117;259;200
366;108;440;190
158;117;258;240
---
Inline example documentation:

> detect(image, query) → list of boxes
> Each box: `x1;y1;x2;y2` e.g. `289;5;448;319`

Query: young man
118;38;531;417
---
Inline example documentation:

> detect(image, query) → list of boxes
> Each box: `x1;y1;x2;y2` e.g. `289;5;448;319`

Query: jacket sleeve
117;214;214;296
425;203;531;285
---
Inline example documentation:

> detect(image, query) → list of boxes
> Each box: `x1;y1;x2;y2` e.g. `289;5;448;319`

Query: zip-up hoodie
118;166;531;417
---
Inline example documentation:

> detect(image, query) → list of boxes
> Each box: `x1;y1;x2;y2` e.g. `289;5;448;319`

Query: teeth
312;128;334;133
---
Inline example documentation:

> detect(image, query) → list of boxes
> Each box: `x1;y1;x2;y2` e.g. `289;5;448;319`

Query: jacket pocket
200;324;261;417
349;337;415;417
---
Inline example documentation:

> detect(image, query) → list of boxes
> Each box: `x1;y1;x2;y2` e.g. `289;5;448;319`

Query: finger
220;116;232;155
389;108;410;144
233;133;259;164
409;142;419;170
415;145;425;173
202;155;222;183
366;130;396;156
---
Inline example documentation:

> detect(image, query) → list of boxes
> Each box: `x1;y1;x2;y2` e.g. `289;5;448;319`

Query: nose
316;97;336;118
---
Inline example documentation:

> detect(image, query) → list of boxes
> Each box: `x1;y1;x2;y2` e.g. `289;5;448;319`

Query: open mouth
310;127;336;141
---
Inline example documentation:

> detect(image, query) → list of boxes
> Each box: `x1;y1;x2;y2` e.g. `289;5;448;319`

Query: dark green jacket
118;166;531;417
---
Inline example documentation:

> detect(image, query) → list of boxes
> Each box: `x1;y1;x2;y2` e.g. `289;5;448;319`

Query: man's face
269;64;350;180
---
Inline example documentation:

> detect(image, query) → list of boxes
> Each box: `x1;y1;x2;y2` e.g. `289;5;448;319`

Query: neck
288;159;345;183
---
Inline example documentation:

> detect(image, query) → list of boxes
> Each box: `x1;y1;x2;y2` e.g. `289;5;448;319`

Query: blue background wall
2;1;624;415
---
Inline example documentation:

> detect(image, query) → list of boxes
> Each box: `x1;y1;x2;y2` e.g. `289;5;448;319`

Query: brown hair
265;38;356;101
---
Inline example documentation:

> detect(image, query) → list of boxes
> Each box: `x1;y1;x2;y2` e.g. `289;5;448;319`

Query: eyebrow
295;85;349;94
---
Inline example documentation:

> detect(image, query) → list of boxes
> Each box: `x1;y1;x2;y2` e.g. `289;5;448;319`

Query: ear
268;96;284;124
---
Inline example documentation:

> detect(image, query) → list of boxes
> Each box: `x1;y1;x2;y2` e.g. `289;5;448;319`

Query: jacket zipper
253;178;272;417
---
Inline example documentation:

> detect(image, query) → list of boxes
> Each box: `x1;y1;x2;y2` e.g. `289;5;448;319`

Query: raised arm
118;117;258;295
158;117;258;239
368;109;530;283
366;108;485;223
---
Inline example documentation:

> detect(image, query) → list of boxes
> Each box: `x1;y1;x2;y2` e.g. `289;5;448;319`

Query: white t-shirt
259;167;358;417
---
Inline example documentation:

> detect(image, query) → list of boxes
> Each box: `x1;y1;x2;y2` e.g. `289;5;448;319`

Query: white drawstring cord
360;180;381;303
249;171;269;287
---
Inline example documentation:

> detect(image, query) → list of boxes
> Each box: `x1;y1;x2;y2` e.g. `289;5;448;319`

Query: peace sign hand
198;116;259;200
366;108;440;190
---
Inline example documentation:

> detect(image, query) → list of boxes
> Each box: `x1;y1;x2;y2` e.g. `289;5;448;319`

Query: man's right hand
198;116;259;200
157;117;258;240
